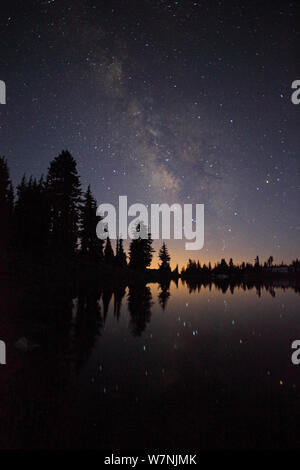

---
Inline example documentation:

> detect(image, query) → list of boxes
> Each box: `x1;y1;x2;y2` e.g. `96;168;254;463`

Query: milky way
0;0;299;267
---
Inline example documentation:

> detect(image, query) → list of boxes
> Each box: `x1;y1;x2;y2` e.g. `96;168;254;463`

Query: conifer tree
0;157;13;254
158;242;171;273
80;185;103;261
104;236;114;264
129;223;154;271
115;237;127;267
12;175;48;257
46;150;81;256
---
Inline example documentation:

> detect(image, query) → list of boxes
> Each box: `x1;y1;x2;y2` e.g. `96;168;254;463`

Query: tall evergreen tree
12;175;48;257
129;227;154;271
46;150;81;256
158;279;171;310
254;255;260;270
104;236;114;264
0;157;13;254
80;185;103;262
115;237;127;267
158;242;171;273
173;264;179;277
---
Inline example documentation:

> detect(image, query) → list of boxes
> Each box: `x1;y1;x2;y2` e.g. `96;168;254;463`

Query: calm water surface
0;280;299;449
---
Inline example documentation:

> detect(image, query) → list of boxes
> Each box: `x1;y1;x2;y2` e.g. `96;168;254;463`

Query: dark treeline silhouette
182;276;300;297
0;151;299;288
0;151;169;280
181;255;300;280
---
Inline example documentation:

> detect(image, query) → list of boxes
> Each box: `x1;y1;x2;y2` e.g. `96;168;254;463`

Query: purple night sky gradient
0;0;299;267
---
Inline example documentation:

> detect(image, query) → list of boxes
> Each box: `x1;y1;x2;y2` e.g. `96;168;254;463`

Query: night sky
0;0;299;268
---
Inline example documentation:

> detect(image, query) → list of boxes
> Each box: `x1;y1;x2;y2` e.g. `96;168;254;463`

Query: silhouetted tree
104;236;114;264
46;150;81;256
158;242;171;274
12;176;48;257
80;185;103;262
0;157;13;255
172;264;179;278
129;224;154;271
292;258;300;272
115;238;127;267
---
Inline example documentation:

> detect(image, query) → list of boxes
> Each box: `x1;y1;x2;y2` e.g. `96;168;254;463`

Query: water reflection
0;277;299;449
128;284;153;336
113;285;126;321
182;277;300;296
158;279;171;310
71;292;103;370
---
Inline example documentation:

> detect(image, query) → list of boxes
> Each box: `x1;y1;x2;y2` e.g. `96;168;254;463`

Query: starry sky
0;0;299;268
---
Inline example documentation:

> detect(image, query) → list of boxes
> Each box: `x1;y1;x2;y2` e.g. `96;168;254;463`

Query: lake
0;279;299;449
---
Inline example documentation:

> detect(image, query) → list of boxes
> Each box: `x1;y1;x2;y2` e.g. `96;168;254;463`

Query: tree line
1;149;298;279
182;255;300;278
0;150;174;274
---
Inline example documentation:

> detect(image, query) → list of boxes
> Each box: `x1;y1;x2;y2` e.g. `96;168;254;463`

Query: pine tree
80;185;103;262
129;225;154;271
115;238;127;267
0;157;13;254
158;242;171;273
173;264;179;277
220;258;228;272
104;236;114;264
144;232;154;268
46;150;81;256
254;255;260;270
12;175;48;257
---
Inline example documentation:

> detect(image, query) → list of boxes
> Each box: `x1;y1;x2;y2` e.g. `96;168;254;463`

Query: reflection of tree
102;288;113;321
158;279;171;311
72;292;103;369
127;284;153;336
182;278;287;298
113;285;126;320
266;285;276;297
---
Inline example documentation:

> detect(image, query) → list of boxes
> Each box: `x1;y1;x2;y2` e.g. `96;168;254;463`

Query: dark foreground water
0;280;299;449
